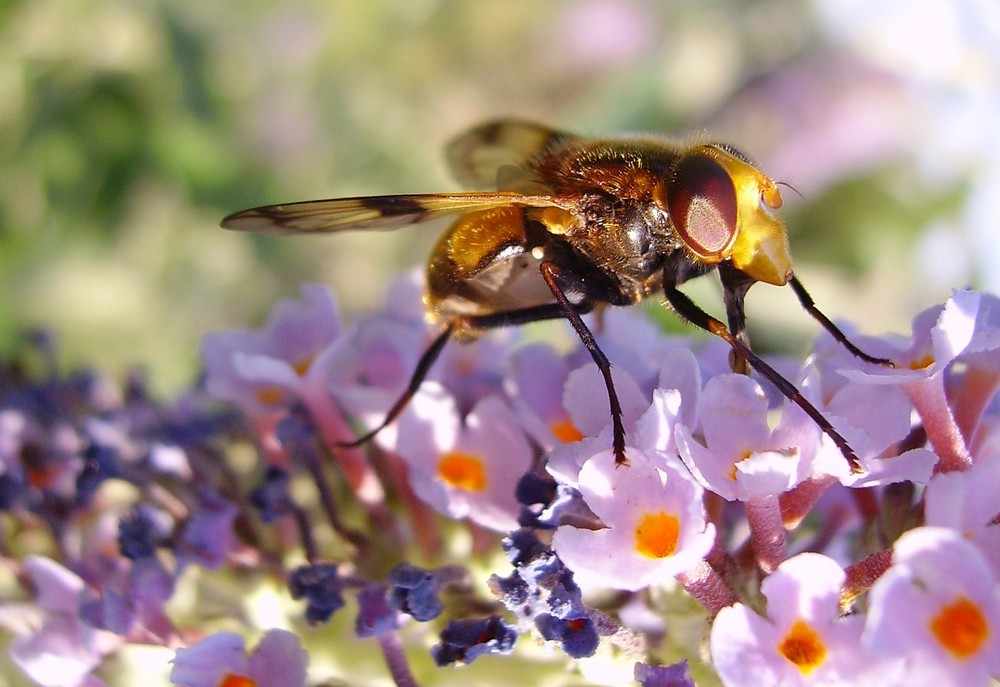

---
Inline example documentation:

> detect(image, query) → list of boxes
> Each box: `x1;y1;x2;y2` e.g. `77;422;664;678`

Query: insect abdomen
426;206;538;326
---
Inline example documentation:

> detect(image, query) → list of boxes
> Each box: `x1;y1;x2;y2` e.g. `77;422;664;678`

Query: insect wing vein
220;192;569;235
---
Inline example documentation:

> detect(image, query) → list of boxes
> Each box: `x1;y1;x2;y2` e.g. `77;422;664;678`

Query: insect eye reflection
666;153;739;261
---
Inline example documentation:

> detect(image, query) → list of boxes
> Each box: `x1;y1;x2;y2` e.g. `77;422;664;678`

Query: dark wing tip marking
361;195;428;218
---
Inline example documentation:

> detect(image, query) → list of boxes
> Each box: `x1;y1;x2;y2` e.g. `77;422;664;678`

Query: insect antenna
775;180;803;199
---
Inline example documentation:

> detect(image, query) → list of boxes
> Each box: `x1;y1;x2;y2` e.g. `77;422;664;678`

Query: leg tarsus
789;275;894;368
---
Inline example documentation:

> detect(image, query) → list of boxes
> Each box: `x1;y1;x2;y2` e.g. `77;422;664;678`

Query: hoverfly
223;120;891;473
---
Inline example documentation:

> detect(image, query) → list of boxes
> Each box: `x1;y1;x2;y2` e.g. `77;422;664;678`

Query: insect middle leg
538;261;630;466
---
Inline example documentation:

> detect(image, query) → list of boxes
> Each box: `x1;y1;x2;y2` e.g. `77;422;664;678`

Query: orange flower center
292;353;315;376
930;596;989;659
778;620;827;674
550;417;584;443
26;466;55;488
254;385;285;405
437;452;487;491
725;450;754;481
217;673;254;687
634;511;680;558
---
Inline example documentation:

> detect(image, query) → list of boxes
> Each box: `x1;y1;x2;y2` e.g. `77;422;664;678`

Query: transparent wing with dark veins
220;192;571;235
445;120;577;189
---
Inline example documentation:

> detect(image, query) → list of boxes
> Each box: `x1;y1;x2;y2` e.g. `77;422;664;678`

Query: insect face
659;145;791;286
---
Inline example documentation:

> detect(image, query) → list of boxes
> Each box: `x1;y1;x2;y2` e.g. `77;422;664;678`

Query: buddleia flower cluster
2;273;999;687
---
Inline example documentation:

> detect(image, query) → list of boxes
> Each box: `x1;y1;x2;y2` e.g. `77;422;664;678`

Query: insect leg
539;261;629;467
718;262;755;375
662;279;865;474
788;275;894;367
455;302;594;329
339;302;593;450
336;323;455;449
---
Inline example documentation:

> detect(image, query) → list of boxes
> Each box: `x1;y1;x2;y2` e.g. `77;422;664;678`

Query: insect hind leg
337;301;593;451
336;323;455;449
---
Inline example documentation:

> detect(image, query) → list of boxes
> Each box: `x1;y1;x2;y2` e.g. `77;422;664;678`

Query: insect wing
445;120;576;189
220;192;570;235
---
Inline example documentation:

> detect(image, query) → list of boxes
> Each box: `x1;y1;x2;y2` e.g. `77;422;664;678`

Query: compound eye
666;154;738;260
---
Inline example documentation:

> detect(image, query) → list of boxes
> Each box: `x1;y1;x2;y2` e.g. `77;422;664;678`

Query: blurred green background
2;0;996;394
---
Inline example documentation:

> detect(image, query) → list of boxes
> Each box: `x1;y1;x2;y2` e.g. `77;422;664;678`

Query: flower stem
904;375;971;472
745;495;787;574
297;440;368;550
953;363;1000;450
841;548;892;604
677;560;737;616
780;475;836;529
378;631;421;687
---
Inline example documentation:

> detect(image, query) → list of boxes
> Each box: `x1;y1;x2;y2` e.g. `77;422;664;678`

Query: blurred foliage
0;0;993;395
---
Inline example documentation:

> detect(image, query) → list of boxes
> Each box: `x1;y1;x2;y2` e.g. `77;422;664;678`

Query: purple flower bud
75;442;119;505
355;583;399;638
634;660;696;687
249;466;293;523
387;563;443;622
118;509;160;560
431;615;517;666
535;612;599;659
502;528;550;567
289;563;345;625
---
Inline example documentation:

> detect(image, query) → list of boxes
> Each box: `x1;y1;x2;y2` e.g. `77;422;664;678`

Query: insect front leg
787;275;894;367
718;262;756;376
661;274;866;474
